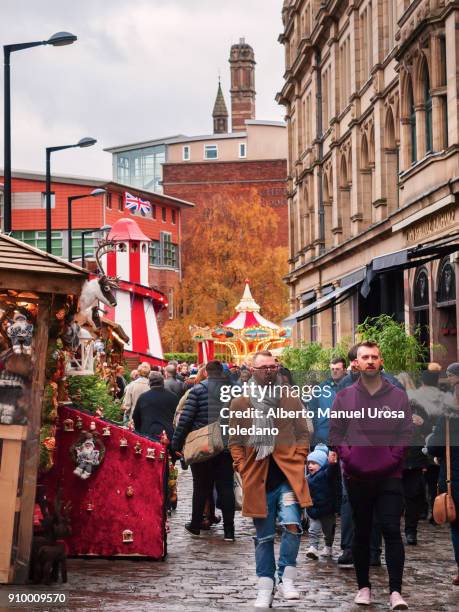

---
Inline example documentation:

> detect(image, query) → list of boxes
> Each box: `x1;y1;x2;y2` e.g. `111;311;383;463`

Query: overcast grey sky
0;0;285;180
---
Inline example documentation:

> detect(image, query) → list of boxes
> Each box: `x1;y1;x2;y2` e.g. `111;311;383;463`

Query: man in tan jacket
228;350;311;608
122;362;151;424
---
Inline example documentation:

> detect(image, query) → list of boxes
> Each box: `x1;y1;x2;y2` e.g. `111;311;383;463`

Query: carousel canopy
222;281;279;330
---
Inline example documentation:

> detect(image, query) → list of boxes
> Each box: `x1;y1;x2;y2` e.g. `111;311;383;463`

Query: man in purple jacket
329;341;413;610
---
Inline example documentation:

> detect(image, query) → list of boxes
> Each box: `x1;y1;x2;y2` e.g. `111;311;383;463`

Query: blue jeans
253;482;302;580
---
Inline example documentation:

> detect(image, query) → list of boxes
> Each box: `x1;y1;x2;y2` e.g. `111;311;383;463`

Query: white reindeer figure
76;241;119;329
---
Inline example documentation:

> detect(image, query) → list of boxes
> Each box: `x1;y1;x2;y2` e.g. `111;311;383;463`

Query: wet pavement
2;467;459;611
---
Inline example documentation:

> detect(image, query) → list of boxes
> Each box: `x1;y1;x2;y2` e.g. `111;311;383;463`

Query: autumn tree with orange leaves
162;189;288;352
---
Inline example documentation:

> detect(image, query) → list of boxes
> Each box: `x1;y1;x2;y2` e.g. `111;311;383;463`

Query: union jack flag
124;192;152;216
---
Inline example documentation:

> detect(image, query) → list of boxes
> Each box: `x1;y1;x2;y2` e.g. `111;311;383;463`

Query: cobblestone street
3;467;459;611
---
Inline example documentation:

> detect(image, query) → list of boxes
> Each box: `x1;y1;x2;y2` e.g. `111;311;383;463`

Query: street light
81;225;111;269
45;137;97;253
67;189;106;262
3;31;77;234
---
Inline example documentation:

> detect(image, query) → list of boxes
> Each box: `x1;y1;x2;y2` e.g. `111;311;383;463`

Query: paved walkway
2;468;459;611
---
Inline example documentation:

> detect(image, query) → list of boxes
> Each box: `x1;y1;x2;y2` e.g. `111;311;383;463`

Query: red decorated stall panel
42;406;167;559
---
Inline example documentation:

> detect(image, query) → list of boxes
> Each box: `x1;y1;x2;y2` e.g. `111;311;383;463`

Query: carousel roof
107;218;151;243
222;281;280;330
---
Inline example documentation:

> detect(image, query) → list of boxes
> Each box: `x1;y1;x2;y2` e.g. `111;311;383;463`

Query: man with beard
329;342;413;610
228;350;311;608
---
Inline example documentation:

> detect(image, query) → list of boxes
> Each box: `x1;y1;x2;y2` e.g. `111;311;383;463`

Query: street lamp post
81;225;111;269
45;137;97;253
67;189;106;262
3;32;77;234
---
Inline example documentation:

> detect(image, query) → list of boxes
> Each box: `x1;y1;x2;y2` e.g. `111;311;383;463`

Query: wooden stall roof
0;232;88;295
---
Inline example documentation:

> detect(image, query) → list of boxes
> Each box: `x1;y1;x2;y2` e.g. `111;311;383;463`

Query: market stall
0;233;87;584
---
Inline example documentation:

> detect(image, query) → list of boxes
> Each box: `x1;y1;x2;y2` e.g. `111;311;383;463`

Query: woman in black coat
428;383;459;586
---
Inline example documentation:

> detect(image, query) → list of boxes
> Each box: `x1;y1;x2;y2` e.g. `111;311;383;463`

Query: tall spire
212;79;229;134
235;279;260;313
229;38;256;132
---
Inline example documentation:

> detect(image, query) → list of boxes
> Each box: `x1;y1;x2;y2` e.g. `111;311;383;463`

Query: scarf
247;375;282;461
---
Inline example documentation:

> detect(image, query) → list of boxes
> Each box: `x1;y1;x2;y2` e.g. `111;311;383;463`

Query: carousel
190;280;291;364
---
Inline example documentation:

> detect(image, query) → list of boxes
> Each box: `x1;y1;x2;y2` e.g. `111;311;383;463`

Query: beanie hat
446;362;459;377
307;446;328;468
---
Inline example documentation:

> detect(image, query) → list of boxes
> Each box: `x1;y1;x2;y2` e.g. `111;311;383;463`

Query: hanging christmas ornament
125;485;134;498
95;406;104;418
119;437;128;448
75;416;83;430
159;449;165;460
70;432;105;480
122;529;133;543
102;426;111;437
146;448;156;460
63;418;74;432
134;441;142;455
89;421;96;431
86;502;94;512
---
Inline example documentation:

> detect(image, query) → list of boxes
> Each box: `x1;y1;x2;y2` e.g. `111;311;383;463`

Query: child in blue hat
305;444;340;560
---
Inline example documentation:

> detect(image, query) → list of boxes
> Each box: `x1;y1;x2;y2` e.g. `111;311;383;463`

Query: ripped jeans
253;481;303;580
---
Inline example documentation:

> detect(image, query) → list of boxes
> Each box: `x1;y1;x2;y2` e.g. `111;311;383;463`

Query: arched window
408;77;416;163
413;268;429;308
423;62;433;153
437;258;456;304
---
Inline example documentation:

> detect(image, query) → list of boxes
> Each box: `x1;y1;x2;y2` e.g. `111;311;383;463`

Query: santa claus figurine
73;437;100;479
7;312;33;355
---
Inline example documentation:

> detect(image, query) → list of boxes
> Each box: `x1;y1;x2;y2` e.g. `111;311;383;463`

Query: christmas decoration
0;353;31;424
70;432;105;480
125;486;134;498
146;448;156;460
119;437;128;448
63;418;74;432
6;311;34;355
122;529;133;543
134;441;142;455
102;426;111;437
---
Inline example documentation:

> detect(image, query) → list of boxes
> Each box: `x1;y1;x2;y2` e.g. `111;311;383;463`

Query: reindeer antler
95;240;116;276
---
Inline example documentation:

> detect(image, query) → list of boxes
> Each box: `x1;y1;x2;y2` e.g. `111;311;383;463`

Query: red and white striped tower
101;218;166;364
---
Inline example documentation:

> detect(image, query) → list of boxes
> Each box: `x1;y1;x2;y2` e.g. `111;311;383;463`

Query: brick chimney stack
229;38;256;132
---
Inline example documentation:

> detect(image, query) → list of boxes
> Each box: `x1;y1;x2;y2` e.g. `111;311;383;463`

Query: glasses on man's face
252;365;279;372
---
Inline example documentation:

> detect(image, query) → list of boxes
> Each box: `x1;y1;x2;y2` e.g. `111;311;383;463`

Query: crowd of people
115;348;459;610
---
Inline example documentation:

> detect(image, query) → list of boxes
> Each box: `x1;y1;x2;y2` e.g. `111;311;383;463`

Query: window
12;230;63;256
204;144;218;159
114;144;165;193
40;193;55;209
239;142;247;158
149;240;161;265
161;232;177;267
183;145;190;161
106;193;112;209
423;65;433;154
310;312;318;342
118;194;124;211
408;77;417;163
71;229;97;260
360;3;373;82
162;207;166;222
171;209;176;225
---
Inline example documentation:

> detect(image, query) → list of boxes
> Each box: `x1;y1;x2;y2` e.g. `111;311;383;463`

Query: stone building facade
278;0;459;365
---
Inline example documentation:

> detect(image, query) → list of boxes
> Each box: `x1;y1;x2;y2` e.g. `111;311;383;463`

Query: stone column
445;11;459;145
415;104;426;161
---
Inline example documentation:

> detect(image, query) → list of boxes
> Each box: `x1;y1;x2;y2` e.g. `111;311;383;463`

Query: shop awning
361;234;459;298
283;273;363;325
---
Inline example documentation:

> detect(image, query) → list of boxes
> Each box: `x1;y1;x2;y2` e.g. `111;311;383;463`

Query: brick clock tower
229;37;256;132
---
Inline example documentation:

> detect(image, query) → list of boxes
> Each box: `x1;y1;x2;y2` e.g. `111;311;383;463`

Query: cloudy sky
0;0;285;180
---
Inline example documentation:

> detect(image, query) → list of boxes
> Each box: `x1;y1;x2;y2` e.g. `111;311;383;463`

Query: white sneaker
320;545;333;557
354;587;371;605
277;566;300;600
253;577;275;609
306;546;319;560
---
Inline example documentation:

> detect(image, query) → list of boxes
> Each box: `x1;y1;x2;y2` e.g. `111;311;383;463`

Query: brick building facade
0;170;193;321
279;0;459;366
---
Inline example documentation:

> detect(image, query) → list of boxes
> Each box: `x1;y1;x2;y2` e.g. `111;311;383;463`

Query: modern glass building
114;144;166;193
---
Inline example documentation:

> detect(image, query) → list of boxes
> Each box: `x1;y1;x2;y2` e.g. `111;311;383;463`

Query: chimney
229;38;256;132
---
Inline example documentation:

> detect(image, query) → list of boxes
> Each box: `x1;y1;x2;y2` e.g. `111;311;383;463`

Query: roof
222;281;279;330
212;81;228;118
107;218;151;242
0;169;195;209
0;232;88;277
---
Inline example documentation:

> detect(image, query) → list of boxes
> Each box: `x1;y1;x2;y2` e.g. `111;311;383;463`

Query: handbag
183;420;224;465
433;417;457;525
234;472;243;511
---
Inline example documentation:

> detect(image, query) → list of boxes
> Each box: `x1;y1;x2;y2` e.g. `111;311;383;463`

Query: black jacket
307;463;341;519
171;376;226;452
428;412;459;499
132;387;178;442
